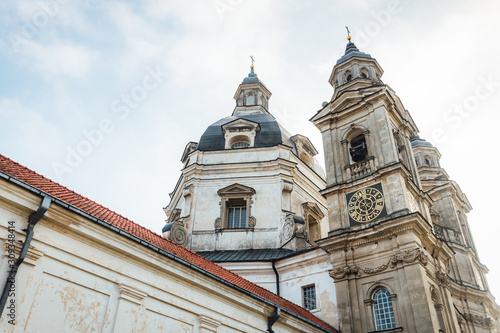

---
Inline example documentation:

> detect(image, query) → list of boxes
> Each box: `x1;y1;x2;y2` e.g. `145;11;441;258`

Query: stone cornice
320;212;441;252
3;240;44;266
448;278;500;312
312;86;416;133
321;161;426;200
329;248;428;281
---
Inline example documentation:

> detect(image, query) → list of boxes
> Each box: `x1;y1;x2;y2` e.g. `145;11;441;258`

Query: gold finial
345;26;351;41
250;55;255;69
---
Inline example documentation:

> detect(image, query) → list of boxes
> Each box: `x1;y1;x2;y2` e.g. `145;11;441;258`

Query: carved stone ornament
429;284;438;303
329;265;362;279
389;248;428;268
463;313;492;328
280;216;294;245
435;270;450;287
214;217;222;229
169;220;188;246
329;248;428;281
249;216;256;228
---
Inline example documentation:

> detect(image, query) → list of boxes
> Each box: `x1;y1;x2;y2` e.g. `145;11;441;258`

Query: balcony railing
345;156;375;179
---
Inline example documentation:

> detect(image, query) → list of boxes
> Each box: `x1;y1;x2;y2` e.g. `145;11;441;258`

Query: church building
0;35;498;333
164;36;500;332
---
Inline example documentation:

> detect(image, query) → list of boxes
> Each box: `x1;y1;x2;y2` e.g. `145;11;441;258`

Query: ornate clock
346;183;387;225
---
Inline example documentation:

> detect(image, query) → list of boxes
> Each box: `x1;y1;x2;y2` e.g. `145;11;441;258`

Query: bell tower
312;35;463;332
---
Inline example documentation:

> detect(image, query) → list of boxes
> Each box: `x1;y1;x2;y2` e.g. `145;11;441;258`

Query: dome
241;75;261;85
196;113;295;152
410;135;434;148
336;41;373;65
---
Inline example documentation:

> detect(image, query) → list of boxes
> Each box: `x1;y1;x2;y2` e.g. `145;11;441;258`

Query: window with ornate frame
215;184;256;230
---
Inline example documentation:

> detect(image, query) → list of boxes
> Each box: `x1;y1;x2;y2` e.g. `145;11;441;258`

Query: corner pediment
222;118;260;134
302;202;325;219
217;183;256;196
291;134;318;156
181;141;198;163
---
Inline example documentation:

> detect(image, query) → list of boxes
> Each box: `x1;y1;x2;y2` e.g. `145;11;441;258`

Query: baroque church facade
163;37;500;333
0;36;498;333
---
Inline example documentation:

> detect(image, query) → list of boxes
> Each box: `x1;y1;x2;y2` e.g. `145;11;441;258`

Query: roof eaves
0;157;337;333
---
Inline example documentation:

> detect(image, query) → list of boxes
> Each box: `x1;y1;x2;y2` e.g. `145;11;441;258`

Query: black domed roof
196;114;294;151
410;135;434;148
336;41;373;65
241;75;260;84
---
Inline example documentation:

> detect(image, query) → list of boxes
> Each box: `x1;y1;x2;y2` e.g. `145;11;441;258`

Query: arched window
231;141;250;149
345;70;352;82
349;134;368;163
246;94;255;105
361;67;368;78
373;289;396;330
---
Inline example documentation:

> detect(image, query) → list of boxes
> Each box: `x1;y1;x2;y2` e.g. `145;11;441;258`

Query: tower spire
249;55;256;77
345;26;351;41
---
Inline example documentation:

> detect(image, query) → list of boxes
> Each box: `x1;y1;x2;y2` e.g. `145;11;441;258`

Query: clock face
347;184;386;224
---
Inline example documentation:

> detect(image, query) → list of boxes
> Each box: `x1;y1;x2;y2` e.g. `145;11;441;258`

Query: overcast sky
1;1;499;300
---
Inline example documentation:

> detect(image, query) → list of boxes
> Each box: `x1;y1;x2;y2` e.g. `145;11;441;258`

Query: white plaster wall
219;250;338;329
0;182;329;333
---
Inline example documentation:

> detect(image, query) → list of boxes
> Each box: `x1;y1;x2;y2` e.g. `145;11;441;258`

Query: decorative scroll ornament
389;248;428;268
280;216;294;245
329;265;362;279
169;220;188;246
329;248;428;281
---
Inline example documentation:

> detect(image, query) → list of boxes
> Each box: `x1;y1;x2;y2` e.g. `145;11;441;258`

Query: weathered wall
0;181;328;333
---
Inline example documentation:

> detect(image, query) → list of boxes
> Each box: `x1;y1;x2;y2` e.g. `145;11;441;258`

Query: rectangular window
227;199;246;228
302;285;316;310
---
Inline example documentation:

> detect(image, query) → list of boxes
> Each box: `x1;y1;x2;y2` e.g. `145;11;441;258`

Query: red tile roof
0;154;337;333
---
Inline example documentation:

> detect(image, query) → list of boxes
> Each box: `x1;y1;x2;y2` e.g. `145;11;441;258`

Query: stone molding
199;315;221;332
118;284;147;305
4;241;44;266
329;248;428;280
326;227;415;252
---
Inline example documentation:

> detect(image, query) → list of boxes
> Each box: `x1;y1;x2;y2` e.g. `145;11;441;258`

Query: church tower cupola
328;35;384;99
233;59;272;117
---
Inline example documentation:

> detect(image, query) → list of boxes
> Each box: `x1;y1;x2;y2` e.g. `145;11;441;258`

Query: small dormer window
231;141;250;149
222;119;260;149
246;94;255;105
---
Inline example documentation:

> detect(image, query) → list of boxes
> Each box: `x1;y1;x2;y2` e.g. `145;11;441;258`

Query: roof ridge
0;153;336;332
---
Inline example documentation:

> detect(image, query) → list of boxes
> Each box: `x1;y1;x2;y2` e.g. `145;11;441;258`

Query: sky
1;0;499;301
